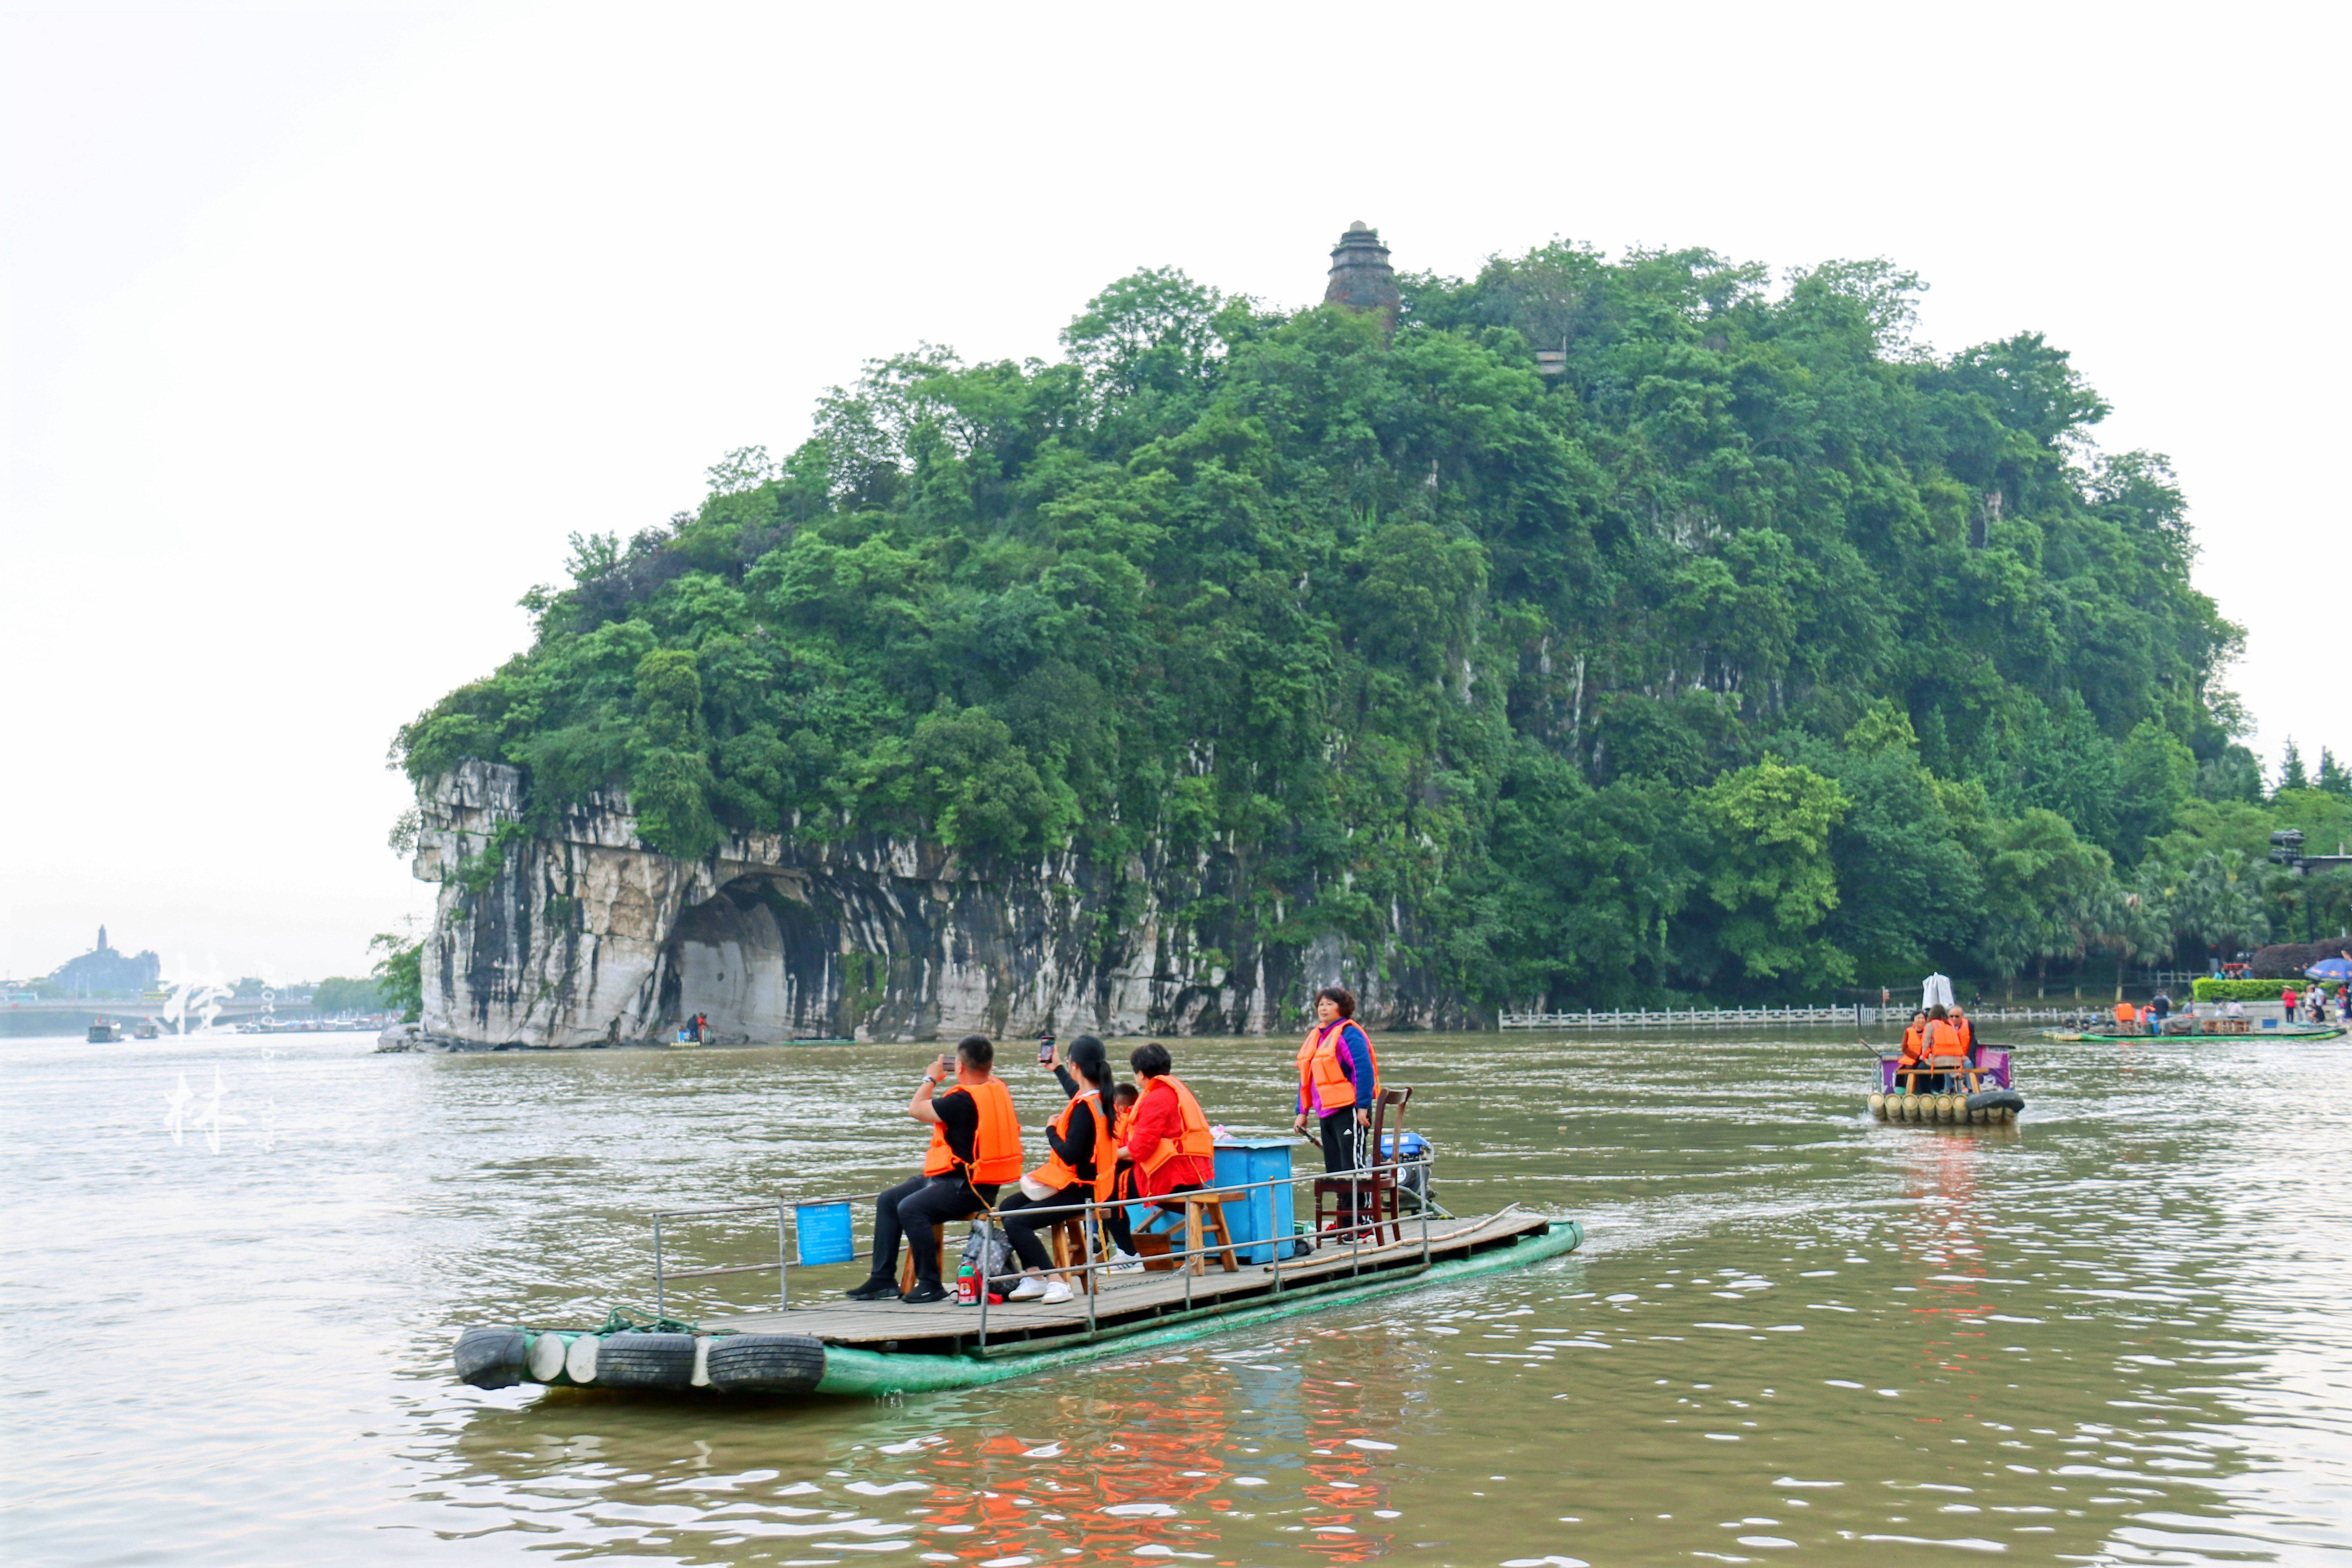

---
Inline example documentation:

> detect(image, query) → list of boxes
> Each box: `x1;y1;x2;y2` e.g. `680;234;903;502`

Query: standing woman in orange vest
844;1034;1022;1305
991;1035;1118;1305
1292;986;1379;1177
1123;1042;1216;1200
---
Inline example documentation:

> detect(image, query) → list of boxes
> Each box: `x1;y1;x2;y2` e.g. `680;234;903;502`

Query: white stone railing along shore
1498;1004;2087;1029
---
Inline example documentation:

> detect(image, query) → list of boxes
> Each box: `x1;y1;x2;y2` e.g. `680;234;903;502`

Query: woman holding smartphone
991;1035;1119;1303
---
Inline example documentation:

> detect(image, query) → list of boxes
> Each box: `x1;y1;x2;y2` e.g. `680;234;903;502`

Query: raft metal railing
647;1151;1440;1348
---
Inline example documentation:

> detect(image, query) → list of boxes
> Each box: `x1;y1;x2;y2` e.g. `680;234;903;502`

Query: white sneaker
1007;1276;1049;1301
1104;1249;1143;1275
1040;1279;1073;1305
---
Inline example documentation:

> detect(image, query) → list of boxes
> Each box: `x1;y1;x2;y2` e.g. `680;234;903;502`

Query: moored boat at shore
2049;1020;2345;1043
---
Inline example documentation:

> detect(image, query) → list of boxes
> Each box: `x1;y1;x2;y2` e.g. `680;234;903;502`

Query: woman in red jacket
1123;1041;1215;1199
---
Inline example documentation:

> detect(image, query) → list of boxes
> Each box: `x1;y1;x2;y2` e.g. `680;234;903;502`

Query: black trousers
996;1184;1094;1275
867;1174;996;1285
1318;1108;1359;1173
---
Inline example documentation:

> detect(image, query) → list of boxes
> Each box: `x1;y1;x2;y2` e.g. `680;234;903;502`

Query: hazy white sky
4;0;2345;983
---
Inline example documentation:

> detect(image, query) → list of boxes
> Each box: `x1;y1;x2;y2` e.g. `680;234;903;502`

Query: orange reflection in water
1296;1373;1393;1563
858;1352;1403;1564
1899;1130;1999;1399
887;1379;1240;1564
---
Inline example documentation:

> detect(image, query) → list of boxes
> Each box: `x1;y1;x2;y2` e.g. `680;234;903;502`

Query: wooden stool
1047;1212;1104;1295
1137;1192;1241;1277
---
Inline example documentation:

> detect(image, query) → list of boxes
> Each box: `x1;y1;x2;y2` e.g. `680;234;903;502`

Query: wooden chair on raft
1313;1085;1413;1247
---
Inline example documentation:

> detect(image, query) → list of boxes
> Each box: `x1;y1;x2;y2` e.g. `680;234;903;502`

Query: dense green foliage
369;935;423;1024
402;241;2329;1003
310;976;385;1014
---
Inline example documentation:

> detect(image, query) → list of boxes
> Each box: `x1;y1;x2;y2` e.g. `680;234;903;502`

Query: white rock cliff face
411;761;1466;1047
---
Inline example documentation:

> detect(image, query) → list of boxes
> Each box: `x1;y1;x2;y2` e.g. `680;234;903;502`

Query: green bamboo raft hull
452;1216;1581;1399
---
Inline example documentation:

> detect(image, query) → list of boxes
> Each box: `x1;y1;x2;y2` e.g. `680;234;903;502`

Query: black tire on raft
453;1326;528;1389
705;1333;827;1394
1967;1089;2025;1116
592;1332;699;1390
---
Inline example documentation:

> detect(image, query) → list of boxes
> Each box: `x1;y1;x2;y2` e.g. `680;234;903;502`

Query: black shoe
844;1276;901;1302
899;1280;949;1305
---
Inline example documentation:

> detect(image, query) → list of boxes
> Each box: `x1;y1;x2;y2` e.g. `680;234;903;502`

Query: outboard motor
1378;1130;1435;1212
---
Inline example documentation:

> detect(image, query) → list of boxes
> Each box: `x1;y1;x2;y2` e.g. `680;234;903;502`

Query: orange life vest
1134;1074;1215;1176
1900;1020;1962;1065
2112;1001;2135;1025
1297;1019;1377;1113
1029;1089;1116;1201
922;1076;1022;1184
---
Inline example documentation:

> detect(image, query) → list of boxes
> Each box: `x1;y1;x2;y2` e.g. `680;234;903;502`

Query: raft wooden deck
705;1208;1552;1357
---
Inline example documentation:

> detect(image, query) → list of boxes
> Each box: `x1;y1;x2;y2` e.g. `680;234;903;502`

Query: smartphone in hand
1037;1034;1056;1064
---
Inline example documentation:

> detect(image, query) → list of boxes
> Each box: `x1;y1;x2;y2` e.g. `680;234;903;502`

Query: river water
4;1027;2348;1567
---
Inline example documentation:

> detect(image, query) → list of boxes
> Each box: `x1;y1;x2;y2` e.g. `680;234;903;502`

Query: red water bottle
955;1261;978;1305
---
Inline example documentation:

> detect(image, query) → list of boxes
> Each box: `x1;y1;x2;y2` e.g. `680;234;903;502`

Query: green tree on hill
399;237;2252;1006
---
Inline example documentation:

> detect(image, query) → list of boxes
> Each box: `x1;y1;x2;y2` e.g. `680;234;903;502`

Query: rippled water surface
5;1028;2350;1566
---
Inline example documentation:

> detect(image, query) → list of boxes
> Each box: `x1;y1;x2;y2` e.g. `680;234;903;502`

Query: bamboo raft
1865;1045;2025;1125
2048;1022;2345;1043
451;1207;1575;1399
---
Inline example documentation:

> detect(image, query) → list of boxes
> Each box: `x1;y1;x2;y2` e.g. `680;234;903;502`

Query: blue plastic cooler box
1130;1138;1296;1265
1210;1138;1295;1265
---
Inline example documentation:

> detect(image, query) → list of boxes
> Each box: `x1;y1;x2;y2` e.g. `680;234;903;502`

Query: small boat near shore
451;1207;1576;1399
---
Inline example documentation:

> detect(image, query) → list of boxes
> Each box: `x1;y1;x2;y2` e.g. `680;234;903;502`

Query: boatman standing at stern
844;1034;1022;1305
1293;986;1379;1176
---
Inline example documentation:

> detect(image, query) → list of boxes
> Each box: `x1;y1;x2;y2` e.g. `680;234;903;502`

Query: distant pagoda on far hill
49;926;162;997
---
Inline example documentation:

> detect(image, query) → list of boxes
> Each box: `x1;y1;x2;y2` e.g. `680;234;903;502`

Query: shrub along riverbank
398;240;2351;1007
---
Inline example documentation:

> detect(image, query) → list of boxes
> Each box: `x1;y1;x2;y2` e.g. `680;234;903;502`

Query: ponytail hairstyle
1066;1034;1107;1087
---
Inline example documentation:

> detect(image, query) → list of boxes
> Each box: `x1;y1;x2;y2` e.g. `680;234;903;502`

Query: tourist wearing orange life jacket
1124;1041;1216;1200
1898;1010;1930;1067
1292;986;1379;1177
1947;1006;1979;1068
1900;1007;1966;1091
991;1035;1121;1305
844;1034;1022;1305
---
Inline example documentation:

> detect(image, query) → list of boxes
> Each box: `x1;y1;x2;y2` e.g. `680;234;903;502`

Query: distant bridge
2;997;316;1025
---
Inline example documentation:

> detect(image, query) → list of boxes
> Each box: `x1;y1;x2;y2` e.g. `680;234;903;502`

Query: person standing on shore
1293;986;1378;1175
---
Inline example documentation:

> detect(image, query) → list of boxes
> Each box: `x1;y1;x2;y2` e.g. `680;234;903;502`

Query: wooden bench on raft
1897;1053;1986;1096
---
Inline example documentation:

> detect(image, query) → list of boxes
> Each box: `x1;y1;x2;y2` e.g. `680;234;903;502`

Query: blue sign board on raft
795;1201;855;1268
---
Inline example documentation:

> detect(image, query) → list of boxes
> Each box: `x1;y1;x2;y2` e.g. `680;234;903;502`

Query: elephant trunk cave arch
655;877;864;1042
